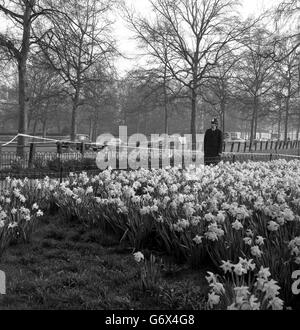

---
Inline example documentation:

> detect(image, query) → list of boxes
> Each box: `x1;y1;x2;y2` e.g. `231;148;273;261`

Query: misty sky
0;0;282;76
114;0;281;75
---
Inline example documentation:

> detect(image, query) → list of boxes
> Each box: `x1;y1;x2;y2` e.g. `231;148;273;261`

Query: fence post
231;142;234;153
232;154;236;163
270;153;273;162
57;142;63;183
80;142;85;158
28;143;36;168
182;141;185;170
56;141;62;154
249;142;253;153
0;145;2;169
148;142;151;170
116;144;119;170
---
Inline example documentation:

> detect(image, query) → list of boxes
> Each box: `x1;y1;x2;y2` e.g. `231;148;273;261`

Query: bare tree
274;38;299;141
37;0;117;141
83;64;118;141
235;27;276;143
27;60;67;136
123;0;249;149
276;0;300;24
202;48;238;132
0;0;61;156
267;0;300;62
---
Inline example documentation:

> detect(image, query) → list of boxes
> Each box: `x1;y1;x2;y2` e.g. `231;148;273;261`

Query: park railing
1;143;300;187
1;138;300;154
223;139;300;154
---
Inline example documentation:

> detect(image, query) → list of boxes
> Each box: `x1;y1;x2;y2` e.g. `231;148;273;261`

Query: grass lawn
0;216;208;310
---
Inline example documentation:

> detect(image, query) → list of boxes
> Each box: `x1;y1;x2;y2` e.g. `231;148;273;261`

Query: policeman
204;118;223;166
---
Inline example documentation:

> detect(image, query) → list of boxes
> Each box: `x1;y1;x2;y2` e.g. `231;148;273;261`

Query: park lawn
0;215;208;310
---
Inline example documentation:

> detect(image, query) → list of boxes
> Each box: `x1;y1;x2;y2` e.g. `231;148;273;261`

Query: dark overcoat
204;128;223;165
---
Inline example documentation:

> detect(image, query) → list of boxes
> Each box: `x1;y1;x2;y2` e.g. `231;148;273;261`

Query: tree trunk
42;120;47;138
221;100;226;133
297;114;300;140
250;108;256;144
32;120;38;136
191;88;197;151
164;95;169;135
16;2;33;157
92;121;98;142
284;98;289;142
254;107;258;141
71;91;80;141
250;96;258;144
163;65;169;135
27;110;32;132
284;92;291;142
89;118;93;140
92;109;99;142
278;101;282;139
17;60;28;157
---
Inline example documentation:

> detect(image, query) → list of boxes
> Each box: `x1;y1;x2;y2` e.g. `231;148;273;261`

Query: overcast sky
0;0;282;77
114;0;281;76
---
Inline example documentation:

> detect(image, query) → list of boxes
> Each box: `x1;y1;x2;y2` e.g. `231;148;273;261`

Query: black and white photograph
0;0;300;317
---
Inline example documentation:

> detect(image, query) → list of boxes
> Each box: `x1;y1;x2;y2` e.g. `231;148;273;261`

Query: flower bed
1;159;300;309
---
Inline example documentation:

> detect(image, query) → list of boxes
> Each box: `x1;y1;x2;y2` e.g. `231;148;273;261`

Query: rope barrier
0;133;204;153
1;134;300;159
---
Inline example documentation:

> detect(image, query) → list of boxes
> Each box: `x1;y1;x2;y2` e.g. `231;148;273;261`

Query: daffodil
234;286;250;299
220;260;233;274
268;297;284;310
8;222;18;229
243;237;252;246
232;220;243;231
233;263;247;276
205;272;218;284
267;221;280;232
263;280;281;299
251;246;263;258
133;252;144;263
255;236;265;246
193;235;203;245
210;282;225;295
207;292;220;309
37;210;44;217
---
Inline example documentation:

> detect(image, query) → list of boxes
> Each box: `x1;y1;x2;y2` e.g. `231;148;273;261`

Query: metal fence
1;148;300;181
223;140;300;154
0;151;98;182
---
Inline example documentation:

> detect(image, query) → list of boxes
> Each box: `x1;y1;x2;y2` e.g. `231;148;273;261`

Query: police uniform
204;119;223;166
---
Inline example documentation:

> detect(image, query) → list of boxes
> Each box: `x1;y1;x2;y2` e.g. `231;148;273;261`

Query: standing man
204;118;223;166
